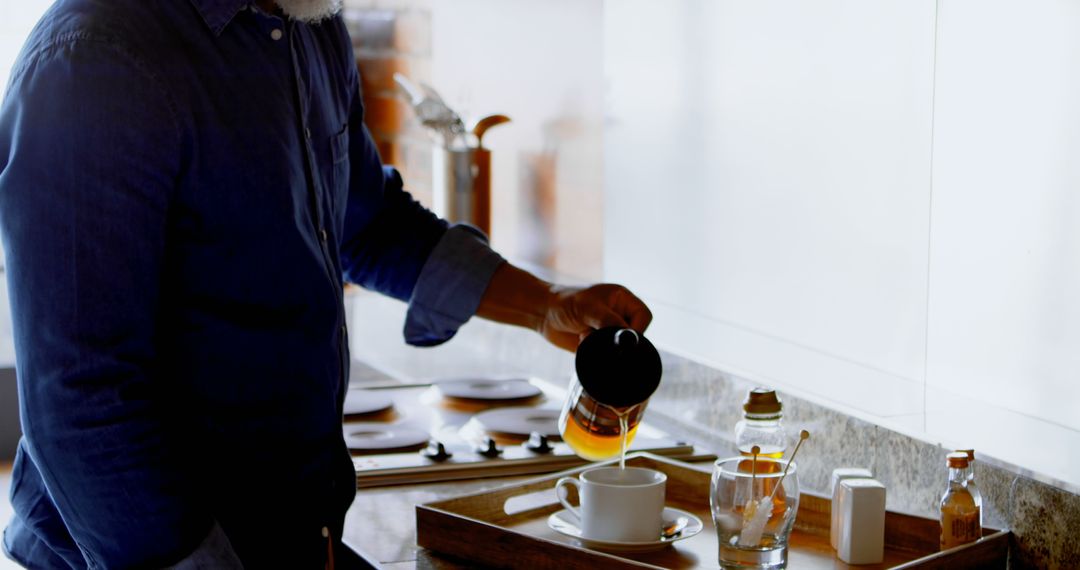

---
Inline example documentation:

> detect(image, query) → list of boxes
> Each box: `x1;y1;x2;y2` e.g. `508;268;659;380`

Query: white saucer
547;507;703;553
343;390;395;417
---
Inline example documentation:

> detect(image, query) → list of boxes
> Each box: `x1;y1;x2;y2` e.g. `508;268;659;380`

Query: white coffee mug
555;466;667;542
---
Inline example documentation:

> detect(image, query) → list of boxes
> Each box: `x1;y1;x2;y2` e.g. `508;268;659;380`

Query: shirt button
321;526;330;538
270;28;283;41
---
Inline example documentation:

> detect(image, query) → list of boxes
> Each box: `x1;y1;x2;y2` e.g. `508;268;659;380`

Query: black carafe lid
574;327;662;408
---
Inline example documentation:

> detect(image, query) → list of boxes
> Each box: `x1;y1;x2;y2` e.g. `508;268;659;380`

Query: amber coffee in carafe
558;327;662;463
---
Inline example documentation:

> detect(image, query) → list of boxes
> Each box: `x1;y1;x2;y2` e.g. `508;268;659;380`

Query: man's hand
539;284;652;351
476;263;653;352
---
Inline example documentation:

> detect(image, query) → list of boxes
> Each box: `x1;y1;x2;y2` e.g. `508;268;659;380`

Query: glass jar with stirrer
711;430;810;569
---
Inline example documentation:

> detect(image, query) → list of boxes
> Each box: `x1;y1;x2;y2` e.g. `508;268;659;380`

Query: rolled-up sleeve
338;61;504;345
404;225;505;346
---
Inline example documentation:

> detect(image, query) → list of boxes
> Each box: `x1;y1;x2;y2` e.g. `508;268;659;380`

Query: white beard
275;0;343;24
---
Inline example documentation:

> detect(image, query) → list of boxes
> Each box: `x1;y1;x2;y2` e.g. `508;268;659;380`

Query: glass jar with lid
733;387;790;517
558;327;662;461
735;387;788;459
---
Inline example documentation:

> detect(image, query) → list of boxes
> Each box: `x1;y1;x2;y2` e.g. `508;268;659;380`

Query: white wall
605;0;1079;488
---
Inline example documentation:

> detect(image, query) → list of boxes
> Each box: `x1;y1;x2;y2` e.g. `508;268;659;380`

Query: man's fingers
610;287;652;333
582;306;630;331
540;284;652;353
628;307;653;333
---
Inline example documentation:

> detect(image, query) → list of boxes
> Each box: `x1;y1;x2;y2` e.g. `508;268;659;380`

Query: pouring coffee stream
618;413;630;469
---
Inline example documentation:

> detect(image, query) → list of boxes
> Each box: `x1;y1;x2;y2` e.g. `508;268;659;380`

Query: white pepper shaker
830;467;872;549
837;478;886;565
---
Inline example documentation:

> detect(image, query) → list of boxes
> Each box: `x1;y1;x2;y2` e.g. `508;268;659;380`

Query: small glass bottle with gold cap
735;388;788;459
940;451;981;550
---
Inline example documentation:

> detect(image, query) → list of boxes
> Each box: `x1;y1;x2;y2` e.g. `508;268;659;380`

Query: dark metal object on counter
475;437;503;458
421;440;453;462
524;432;554;454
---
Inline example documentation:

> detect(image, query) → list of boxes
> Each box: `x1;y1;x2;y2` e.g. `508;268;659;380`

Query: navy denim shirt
0;0;503;567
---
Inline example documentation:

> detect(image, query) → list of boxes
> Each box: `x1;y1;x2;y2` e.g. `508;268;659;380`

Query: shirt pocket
328;123;350;218
330;122;349;164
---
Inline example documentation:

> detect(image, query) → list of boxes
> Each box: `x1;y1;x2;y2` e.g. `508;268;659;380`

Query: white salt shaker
830;467;872;549
837;478;886;565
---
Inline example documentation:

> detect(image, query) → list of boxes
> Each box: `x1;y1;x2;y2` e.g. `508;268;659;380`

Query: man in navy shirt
0;0;651;567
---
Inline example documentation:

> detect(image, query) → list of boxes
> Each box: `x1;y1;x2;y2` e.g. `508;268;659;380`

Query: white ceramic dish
343;390;395;416
434;378;542;401
547;506;703;553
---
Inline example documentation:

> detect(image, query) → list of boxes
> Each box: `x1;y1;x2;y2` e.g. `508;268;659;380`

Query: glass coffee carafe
558;327;663;461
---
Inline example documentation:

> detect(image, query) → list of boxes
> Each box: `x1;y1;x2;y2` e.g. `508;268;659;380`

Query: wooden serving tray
416;453;1008;569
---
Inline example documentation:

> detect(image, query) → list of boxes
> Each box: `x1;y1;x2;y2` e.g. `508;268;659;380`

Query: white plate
547;507;703;553
472;407;561;439
434;378;542;401
342;425;429;453
343;390;395;417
